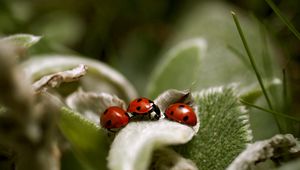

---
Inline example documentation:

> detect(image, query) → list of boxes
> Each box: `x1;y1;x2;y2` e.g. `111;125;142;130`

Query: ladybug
127;97;160;120
100;106;130;131
164;103;197;126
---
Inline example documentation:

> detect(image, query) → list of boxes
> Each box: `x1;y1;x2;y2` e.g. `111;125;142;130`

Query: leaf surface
59;107;109;170
147;39;206;98
0;34;41;48
176;87;252;170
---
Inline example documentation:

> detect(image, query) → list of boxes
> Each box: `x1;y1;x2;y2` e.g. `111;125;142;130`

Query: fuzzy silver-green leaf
108;120;196;170
0;34;41;48
147;38;206;98
150;147;198;170
176;87;252;170
59;107;109;170
66;89;126;124
21;55;138;102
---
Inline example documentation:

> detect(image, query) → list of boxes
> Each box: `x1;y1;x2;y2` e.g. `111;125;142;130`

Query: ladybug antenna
188;79;200;92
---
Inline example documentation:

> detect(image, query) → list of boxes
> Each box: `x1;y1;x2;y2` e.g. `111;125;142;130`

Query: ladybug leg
148;114;151;120
152;104;161;120
108;129;114;133
107;128;118;133
143;114;149;121
130;112;138;120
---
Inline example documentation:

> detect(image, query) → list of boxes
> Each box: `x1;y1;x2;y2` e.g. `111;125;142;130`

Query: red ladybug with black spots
127;97;160;120
100;106;130;131
164;103;197;126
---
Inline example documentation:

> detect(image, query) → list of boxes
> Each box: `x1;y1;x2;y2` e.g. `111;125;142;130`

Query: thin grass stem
260;23;273;78
265;0;300;40
282;69;288;106
240;99;300;122
231;11;283;132
231;12;273;110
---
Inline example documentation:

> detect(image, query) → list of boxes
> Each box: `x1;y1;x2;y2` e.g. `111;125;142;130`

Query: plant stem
240;99;300;122
282;69;288;107
231;12;273;110
231;11;283;132
265;0;300;40
260;23;273;78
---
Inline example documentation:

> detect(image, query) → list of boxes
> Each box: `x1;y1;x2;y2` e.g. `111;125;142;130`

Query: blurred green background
0;0;299;96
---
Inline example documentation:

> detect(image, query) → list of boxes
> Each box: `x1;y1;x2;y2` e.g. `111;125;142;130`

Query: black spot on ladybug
136;106;141;111
137;98;142;102
179;105;185;108
103;109;108;115
106;120;112;127
183;116;189;121
170;111;174;115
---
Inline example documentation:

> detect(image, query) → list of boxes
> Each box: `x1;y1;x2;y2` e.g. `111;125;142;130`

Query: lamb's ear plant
0;34;41;48
1;1;300;170
176;87;252;170
21;55;138;101
147;38;206;98
59;107;109;170
22;54;138;170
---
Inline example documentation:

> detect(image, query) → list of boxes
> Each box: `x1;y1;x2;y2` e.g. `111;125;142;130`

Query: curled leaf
32;64;88;93
66;89;126;124
154;89;200;132
227;134;300;170
108;120;196;170
0;34;41;48
150;147;198;170
22;55;138;101
154;89;191;112
108;89;201;170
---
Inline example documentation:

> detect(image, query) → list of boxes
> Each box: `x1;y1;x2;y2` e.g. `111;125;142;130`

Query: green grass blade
231;11;273;110
282;69;288;104
265;0;300;40
240;99;300;122
259;23;273;78
231;11;283;132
